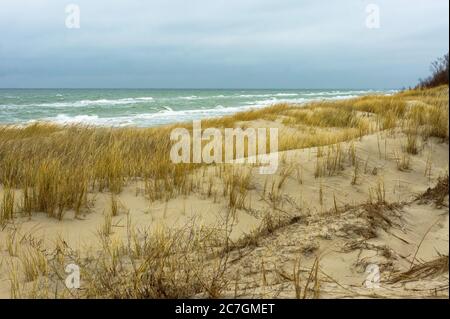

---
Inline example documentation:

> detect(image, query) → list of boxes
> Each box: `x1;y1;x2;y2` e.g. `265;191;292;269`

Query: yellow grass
0;86;448;299
0;86;447;221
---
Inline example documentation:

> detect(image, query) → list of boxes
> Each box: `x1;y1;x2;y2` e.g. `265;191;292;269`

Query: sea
0;89;396;127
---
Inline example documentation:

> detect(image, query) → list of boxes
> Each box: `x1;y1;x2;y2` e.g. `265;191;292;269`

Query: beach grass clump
389;255;449;283
221;165;252;211
400;86;449;140
395;151;411;172
424;96;449;140
1;186;15;224
417;174;449;207
353;96;407;117
285;104;361;128
404;122;420;155
19;246;48;282
0;124;192;219
79;224;228;298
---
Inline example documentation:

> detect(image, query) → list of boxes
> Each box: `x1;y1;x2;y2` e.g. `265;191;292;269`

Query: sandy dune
0;126;448;298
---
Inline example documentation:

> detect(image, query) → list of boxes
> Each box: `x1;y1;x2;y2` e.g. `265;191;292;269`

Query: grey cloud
0;0;448;88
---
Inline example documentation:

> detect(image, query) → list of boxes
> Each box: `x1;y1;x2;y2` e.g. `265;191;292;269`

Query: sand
0;123;448;298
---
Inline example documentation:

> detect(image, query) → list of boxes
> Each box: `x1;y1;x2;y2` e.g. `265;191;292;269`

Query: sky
0;0;448;89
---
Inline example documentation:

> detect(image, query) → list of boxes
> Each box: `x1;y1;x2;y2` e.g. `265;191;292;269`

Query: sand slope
0;127;448;298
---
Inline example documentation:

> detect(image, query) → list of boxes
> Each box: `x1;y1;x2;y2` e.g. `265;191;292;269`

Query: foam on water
0;97;155;109
0;89;396;127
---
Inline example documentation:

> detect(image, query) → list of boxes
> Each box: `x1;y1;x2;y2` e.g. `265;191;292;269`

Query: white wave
274;93;299;96
161;105;174;111
327;95;359;100
68;97;154;106
2;97;155;109
178;95;199;100
300;90;376;97
245;98;306;106
36;114;103;125
38;113;153;127
26;92;367;127
236;94;274;98
0;104;21;110
134;97;154;101
40;102;270;127
7;89;397;127
245;94;360;107
176;93;296;100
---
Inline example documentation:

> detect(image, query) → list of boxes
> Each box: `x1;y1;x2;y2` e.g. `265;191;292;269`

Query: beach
0;86;448;298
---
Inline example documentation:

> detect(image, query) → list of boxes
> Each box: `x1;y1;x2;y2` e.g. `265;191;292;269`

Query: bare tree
417;53;449;89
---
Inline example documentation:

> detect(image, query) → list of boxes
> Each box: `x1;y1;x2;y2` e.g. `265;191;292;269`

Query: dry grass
0;87;446;223
19;246;48;282
220;166;252;209
0;86;448;299
79;222;229;298
395;151;411;171
417;174;449;207
1;186;15;225
389;255;449;283
0;124;197;219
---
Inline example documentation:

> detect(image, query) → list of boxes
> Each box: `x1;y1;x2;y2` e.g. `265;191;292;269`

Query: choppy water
0;89;396;127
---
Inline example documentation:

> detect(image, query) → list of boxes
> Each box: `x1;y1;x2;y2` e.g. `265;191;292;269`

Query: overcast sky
0;0;448;89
